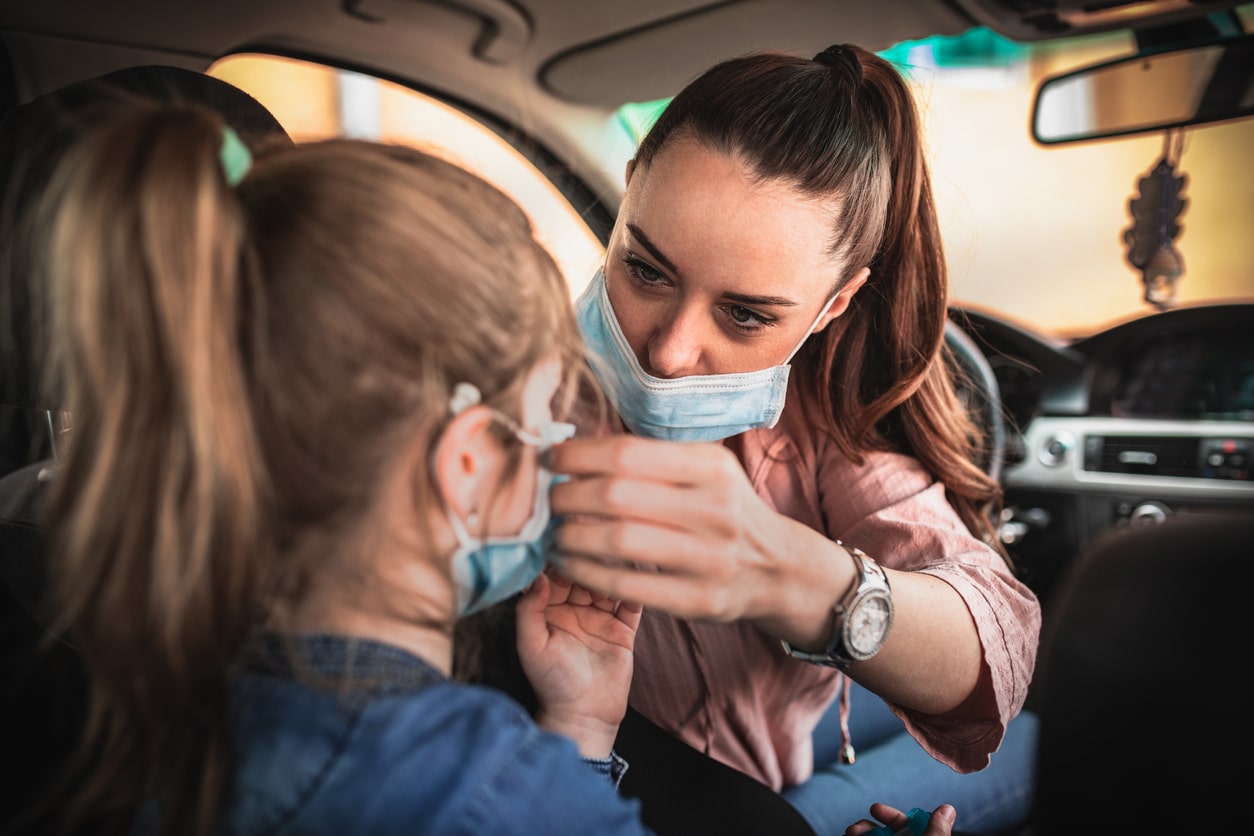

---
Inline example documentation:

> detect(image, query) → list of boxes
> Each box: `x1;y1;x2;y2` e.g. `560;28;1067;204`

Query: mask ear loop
782;293;840;365
448;381;575;449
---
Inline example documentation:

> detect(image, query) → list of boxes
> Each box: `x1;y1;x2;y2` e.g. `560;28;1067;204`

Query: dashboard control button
1128;501;1171;525
1039;432;1074;467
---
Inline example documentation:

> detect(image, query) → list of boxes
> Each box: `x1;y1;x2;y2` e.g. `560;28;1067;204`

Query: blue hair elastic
219;125;253;186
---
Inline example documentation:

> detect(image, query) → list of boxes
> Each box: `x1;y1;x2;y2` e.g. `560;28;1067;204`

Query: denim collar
238;632;447;696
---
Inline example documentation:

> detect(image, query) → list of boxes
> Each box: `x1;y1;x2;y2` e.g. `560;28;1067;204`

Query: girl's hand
516;569;642;758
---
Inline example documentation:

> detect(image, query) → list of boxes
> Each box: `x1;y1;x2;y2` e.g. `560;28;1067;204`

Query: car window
209;54;606;300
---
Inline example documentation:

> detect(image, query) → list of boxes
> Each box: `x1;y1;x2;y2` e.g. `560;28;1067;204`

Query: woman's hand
845;803;956;836
516;569;642;758
546;434;843;638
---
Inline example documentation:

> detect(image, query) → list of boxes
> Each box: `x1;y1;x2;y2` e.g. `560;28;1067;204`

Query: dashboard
955;303;1254;608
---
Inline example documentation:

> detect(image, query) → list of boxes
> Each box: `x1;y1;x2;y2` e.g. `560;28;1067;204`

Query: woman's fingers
548;435;739;484
545;434;774;619
554;515;722;575
551;473;731;534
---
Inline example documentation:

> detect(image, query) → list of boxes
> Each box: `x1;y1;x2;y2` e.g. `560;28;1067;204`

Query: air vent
1086;435;1199;477
1084;435;1254;481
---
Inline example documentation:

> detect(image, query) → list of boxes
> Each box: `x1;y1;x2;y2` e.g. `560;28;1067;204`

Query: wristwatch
781;542;894;669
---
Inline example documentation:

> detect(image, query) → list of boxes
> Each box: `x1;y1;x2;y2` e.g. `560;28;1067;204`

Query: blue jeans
782;680;1038;836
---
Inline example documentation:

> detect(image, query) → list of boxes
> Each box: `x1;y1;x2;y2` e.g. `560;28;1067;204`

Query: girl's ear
813;267;871;333
428;405;500;521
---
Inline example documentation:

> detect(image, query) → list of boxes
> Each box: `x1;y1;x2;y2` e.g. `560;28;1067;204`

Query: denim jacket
192;633;649;835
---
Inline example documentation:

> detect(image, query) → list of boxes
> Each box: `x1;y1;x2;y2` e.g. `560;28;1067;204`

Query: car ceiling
1;0;1246;205
3;0;1246;107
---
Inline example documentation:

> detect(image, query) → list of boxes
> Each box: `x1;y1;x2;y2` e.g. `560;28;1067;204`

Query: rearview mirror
1032;34;1254;144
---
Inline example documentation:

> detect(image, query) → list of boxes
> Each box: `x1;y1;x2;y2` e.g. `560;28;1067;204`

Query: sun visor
539;0;974;106
949;0;1251;41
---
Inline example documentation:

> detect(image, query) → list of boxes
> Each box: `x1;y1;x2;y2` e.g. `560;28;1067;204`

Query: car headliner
1;0;1247;219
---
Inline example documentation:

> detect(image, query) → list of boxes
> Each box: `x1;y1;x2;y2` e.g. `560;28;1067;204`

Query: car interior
1;0;1251;833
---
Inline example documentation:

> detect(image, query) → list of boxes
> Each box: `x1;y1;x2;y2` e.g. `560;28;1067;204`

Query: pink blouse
626;381;1042;791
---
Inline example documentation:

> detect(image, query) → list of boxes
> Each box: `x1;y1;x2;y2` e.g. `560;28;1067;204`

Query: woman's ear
429;405;500;522
813;267;871;333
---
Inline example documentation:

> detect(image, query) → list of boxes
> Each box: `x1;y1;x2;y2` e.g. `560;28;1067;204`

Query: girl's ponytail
39;104;269;836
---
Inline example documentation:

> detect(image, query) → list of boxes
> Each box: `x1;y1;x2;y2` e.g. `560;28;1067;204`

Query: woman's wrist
754;522;858;651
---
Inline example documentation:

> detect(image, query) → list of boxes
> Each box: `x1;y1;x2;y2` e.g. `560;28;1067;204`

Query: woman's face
604;134;866;378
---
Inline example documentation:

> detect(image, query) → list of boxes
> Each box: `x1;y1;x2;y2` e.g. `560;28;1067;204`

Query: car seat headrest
0;65;292;474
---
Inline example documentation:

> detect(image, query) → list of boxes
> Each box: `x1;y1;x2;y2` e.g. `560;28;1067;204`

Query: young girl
34;101;649;836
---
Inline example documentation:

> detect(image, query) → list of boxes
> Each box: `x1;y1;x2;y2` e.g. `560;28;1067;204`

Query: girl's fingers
565;583;594;607
515;572;552;653
554;553;731;620
614;597;645;632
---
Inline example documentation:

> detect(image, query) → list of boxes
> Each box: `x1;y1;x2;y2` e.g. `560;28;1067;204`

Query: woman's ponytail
809;48;1005;553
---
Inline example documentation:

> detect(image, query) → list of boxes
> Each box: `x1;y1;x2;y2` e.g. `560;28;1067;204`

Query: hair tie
219;125;253;187
813;44;863;86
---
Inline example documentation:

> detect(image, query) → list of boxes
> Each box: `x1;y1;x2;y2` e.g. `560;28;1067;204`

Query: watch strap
781;541;891;669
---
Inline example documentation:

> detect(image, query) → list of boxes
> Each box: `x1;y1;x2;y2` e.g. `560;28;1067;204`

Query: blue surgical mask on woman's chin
445;383;576;616
575;268;833;442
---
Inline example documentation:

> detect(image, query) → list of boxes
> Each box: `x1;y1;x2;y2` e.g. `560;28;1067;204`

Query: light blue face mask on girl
575;268;833;442
445;383;576;616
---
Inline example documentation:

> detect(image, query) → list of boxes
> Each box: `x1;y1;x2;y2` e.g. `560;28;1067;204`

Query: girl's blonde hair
37;103;591;836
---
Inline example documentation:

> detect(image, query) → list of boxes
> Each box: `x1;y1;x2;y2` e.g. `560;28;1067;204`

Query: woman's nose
644;306;705;378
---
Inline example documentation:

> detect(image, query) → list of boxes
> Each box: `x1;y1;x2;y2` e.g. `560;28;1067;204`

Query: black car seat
1030;512;1254;833
0;459;79;835
0;65;291;834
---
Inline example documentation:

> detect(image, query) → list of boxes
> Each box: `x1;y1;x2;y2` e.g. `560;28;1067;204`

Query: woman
33;101;648;835
548;44;1042;833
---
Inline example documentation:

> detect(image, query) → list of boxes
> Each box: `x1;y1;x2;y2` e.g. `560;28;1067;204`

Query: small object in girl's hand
865;807;931;836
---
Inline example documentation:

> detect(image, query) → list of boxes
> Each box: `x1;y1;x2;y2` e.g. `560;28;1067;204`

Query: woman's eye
723;305;773;333
623;256;669;287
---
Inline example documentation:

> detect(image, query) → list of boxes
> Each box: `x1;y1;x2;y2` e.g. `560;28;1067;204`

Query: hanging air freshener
1122;130;1189;310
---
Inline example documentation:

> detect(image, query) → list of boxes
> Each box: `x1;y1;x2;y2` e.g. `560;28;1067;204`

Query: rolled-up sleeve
816;443;1042;772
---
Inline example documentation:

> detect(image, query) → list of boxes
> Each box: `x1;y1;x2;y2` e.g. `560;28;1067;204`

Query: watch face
846;594;893;657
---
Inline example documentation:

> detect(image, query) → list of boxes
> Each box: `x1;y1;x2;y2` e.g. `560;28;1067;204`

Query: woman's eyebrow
723;291;798;308
627;223;799;308
627;223;678;274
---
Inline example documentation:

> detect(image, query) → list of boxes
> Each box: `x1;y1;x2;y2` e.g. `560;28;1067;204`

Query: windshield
616;21;1254;342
